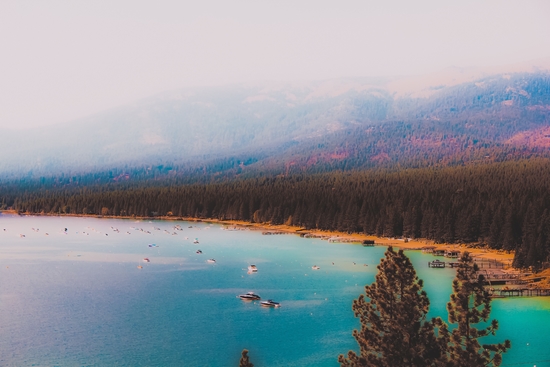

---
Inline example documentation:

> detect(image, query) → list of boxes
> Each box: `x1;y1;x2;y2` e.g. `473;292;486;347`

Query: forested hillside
4;160;550;270
0;71;549;175
2;68;550;270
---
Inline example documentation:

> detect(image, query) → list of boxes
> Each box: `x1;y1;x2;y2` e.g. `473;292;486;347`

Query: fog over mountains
2;60;550;176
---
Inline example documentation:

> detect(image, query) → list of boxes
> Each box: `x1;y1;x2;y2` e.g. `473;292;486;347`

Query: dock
491;287;550;298
483;272;527;285
473;258;507;269
424;252;550;298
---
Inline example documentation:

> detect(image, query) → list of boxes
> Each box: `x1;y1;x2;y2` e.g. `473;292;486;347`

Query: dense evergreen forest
3;159;550;270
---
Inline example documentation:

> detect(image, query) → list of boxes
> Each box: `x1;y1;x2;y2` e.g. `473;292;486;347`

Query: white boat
143;258;150;263
312;265;320;270
237;292;261;301
248;265;258;272
207;259;216;263
193;238;199;244
196;250;202;254
260;299;281;308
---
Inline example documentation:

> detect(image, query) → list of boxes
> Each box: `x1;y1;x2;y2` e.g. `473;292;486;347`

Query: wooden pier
484;275;527;285
491;287;550;298
424;254;550;298
302;233;327;239
473;258;506;269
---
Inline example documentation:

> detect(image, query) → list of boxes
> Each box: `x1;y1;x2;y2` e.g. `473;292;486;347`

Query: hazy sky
1;0;549;129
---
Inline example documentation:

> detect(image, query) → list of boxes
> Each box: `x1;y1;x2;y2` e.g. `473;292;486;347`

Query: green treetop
339;246;446;367
446;252;511;367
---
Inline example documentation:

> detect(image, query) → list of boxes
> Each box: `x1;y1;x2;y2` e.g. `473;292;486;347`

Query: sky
1;0;549;130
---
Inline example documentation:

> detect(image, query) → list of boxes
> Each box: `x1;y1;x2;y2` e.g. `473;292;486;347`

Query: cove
0;215;548;366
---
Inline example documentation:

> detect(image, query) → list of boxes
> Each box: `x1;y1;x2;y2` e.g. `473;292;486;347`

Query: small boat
196;250;202;254
207;259;216;263
193;238;199;244
148;244;158;248
238;292;261;301
312;265;320;270
143;258;150;263
428;259;446;268
248;265;258;272
260;299;281;308
137;265;143;269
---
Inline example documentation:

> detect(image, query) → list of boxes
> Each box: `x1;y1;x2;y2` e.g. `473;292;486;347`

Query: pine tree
446;252;511;366
239;349;254;367
339;247;446;367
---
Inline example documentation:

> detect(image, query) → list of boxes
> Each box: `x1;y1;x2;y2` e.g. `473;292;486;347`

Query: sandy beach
188;218;516;268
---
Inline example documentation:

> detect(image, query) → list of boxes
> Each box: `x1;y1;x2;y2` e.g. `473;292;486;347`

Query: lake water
0;214;549;366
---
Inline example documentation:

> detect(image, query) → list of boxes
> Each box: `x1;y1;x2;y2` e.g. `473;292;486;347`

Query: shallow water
0;215;548;366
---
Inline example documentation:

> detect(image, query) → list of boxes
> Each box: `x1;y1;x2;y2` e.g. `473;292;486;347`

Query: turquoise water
0;215;548;366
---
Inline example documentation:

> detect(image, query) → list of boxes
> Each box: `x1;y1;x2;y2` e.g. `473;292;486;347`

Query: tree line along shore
2;159;550;270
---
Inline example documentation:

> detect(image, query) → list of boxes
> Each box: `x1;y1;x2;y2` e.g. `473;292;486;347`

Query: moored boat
248;265;258;272
237;292;261;301
260;299;281;308
312;265;320;270
207;259;216;263
428;259;446;268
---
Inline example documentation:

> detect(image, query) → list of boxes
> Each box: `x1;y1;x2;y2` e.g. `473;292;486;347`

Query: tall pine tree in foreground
446;252;511;367
240;250;511;365
339;247;446;367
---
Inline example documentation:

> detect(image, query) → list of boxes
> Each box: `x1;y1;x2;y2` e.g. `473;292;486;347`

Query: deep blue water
0;215;548;366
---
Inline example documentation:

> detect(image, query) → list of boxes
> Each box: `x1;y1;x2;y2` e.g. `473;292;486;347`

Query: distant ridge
0;59;549;176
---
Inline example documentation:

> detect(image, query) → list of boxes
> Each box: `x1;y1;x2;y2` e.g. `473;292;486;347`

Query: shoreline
1;210;515;268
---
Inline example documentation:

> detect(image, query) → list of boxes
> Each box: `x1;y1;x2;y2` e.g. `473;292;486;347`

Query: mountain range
1;59;550;177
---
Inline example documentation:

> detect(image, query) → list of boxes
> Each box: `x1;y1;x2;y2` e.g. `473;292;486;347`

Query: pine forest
3;159;550;270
